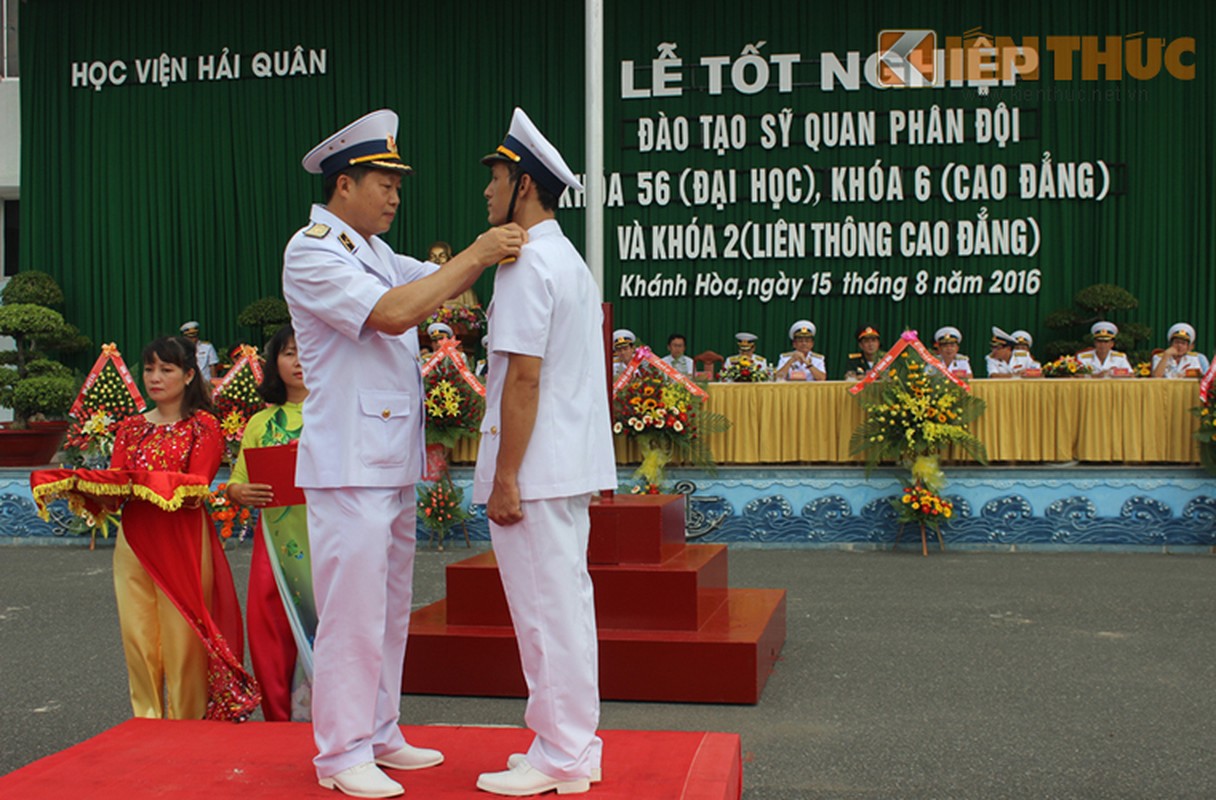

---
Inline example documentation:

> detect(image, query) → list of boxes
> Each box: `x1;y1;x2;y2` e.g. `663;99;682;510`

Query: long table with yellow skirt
451;378;1203;465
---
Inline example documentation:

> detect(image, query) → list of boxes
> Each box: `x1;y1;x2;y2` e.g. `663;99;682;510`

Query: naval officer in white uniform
283;109;524;799
473;108;617;797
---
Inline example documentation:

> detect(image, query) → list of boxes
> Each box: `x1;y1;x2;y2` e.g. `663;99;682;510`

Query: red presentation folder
243;442;306;507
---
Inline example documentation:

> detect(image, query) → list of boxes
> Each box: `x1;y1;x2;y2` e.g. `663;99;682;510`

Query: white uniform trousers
490;493;602;781
306;486;416;778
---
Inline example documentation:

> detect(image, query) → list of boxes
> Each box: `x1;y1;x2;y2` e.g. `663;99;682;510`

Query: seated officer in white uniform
1152;322;1204;378
662;333;694;375
1010;330;1041;374
985;327;1017;377
1077;321;1133;377
611;329;636;377
474;107;617;798
723;332;768;375
775;320;826;381
283;109;524;799
929;326;972;377
425;321;467;366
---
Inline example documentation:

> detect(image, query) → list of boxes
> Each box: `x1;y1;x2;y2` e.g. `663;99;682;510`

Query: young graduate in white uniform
473;108;617;797
283;109;524;799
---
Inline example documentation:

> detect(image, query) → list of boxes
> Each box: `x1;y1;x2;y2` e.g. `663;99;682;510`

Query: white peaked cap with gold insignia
427;323;454;338
613;329;636;346
180;321;200;332
482;107;583;196
1091;321;1118;341
1167;322;1196;342
1011;330;1033;348
788;320;816;340
934;326;962;344
302;109;413;179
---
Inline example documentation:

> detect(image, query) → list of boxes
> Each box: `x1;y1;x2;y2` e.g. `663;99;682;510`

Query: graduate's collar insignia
339;232;356;253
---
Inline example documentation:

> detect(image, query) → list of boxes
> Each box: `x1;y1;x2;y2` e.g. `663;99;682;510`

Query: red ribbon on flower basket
69;343;147;420
421;338;485;397
213;344;264;394
848;331;972;395
612;346;708;400
1200;359;1216;405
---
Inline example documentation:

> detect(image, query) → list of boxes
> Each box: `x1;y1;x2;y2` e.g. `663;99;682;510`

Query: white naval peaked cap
427;322;454;338
1167;322;1196;342
990;326;1016;345
788;320;816;339
481;107;584;196
180;320;200;332
302;109;413;179
1011;330;1033;348
735;332;758;343
613;329;636;345
1091;321;1118;340
934;326;962;344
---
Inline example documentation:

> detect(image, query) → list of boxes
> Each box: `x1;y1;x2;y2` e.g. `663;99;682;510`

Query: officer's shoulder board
781;351;795;358
848;352;862;359
811;351;824;359
304;222;330;239
1113;350;1126;356
955;354;970;361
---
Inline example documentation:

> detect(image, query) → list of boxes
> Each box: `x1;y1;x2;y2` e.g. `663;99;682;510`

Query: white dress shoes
477;760;591;796
318;762;404;798
507;753;601;783
375;742;445;771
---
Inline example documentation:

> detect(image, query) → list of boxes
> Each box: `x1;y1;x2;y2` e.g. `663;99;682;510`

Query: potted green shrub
0;272;88;465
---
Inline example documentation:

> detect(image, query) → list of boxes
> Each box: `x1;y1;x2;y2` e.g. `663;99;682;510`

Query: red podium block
404;492;787;704
445;545;729;631
589;493;686;565
406;588;785;703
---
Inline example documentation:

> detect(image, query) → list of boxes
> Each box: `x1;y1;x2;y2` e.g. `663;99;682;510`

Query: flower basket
1042;355;1094;378
611;354;730;493
719;357;773;383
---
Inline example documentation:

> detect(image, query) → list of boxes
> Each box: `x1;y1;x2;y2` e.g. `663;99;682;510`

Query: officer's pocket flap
358;389;413;421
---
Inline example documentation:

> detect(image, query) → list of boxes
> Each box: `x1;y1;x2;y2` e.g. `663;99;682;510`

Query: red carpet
1;720;742;799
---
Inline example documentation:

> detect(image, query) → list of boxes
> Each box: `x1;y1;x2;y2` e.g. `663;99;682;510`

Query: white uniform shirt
662;354;694;375
927;354;972;378
1152;351;1204;378
776;351;826;381
195;341;219;382
1010;351;1041;373
1077;348;1132;374
474;219;616;503
985;354;1015;377
283;204;437;488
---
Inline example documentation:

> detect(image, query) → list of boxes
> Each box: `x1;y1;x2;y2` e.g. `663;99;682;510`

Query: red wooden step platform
0;720;743;800
405;494;787;704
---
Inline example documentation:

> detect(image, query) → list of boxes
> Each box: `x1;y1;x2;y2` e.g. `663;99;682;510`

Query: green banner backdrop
20;0;1214;375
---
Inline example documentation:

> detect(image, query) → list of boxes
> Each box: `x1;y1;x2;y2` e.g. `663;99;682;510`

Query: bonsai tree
238;296;291;340
0;272;88;428
1041;283;1152;363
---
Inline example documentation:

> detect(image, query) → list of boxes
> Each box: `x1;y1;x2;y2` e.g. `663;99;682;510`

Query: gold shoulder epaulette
848;352;862;359
304;223;330;239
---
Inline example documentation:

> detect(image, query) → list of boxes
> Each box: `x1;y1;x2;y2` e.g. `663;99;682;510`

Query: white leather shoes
507;753;601;783
318;762;404;798
375;742;445;771
477;760;591;796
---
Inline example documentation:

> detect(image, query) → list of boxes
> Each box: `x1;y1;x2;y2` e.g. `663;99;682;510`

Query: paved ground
2;542;1215;798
